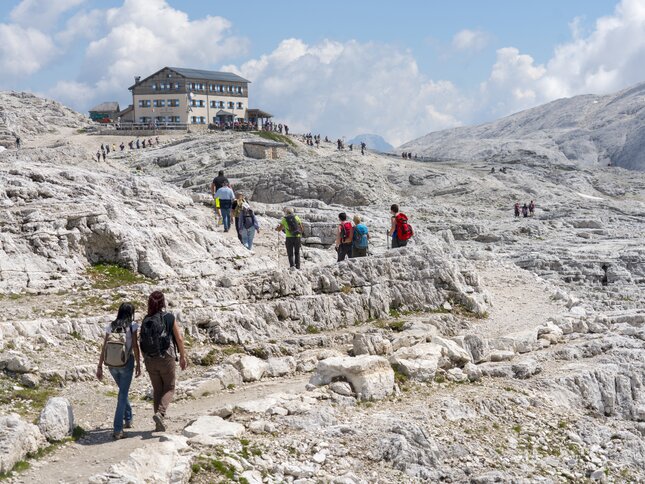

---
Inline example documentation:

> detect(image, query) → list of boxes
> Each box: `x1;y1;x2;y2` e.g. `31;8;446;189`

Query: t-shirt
215;186;235;201
213;175;228;190
281;215;302;238
104;321;139;357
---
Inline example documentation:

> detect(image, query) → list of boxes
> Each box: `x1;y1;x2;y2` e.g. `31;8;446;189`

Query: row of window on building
136;116;241;124
138;99;244;109
149;82;244;94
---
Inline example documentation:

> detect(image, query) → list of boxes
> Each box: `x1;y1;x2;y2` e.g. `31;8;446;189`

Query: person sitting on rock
139;291;187;433
96;303;141;440
276;207;304;269
335;212;354;262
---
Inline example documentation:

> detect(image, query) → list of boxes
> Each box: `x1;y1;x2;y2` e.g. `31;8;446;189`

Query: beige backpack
104;323;130;368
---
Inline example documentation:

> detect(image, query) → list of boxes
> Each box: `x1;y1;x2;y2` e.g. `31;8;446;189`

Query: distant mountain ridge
400;82;645;171
348;134;394;153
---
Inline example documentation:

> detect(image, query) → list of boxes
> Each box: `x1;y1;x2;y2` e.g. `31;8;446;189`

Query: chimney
135;76;141;84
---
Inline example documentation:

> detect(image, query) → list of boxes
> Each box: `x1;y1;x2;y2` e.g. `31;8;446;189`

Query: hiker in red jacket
388;204;414;248
335;212;354;262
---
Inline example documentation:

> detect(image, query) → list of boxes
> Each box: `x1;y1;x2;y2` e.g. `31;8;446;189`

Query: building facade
129;67;251;126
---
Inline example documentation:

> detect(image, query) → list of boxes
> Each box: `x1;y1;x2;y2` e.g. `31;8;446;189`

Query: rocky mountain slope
0;93;644;483
400;82;645;171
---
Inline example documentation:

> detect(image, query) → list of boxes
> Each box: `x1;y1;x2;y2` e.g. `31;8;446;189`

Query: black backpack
242;208;255;229
285;214;301;235
139;312;175;358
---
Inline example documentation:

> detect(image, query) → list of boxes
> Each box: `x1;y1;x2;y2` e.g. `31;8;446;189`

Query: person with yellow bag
210;170;229;225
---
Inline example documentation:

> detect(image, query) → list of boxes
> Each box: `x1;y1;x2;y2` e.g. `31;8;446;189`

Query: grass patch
305;325;320;334
253;131;295;147
69;330;82;340
104;390;118;398
87;263;147;290
340;284;352;294
512;424;522;434
199;349;218;367
0;386;55;414
190;455;237;481
557;420;568;429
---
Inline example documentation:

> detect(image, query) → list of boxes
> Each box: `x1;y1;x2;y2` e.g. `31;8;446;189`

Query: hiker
491;167;495;173
529;200;535;216
349;144;353;151
231;192;247;242
128;140;134;150
238;202;260;250
514;202;520;217
351;215;370;258
389;204;414;248
136;139;140;149
522;203;529;218
284;125;289;135
335;213;354;262
276;207;303;269
140;291;187;432
96;150;101;162
106;144;110;154
361;142;366;155
102;151;106;162
120;142;125;151
15;135;20;149
215;181;235;232
337;139;342;150
210;170;229;194
96;303;141;440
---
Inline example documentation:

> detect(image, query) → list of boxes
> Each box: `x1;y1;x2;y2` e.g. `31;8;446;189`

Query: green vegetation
253;131;295;147
340;284;353;294
104;390;118;398
199;349;218;367
0;386;55;417
305;325;321;334
87;263;147;289
69;330;83;340
512;424;522;434
557;420;568;429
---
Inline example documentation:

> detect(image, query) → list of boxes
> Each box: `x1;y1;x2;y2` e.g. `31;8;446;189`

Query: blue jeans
220;207;231;231
240;226;256;250
109;355;134;433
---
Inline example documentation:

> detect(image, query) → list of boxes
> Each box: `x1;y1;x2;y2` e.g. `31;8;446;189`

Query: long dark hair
147;291;165;317
112;303;134;331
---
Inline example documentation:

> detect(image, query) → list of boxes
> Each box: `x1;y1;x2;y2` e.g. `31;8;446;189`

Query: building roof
117;105;133;116
247;108;273;118
90;102;120;112
168;67;250;84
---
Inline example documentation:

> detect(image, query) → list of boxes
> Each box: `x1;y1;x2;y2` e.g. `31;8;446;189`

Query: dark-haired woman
141;291;187;432
96;303;141;440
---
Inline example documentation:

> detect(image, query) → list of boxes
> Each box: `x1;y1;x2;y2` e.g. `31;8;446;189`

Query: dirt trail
14;377;308;484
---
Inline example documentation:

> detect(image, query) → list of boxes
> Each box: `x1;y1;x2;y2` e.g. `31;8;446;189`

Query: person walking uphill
276;207;304;269
215;182;235;232
96;303;141;440
335;213;354;262
352;215;370;257
139;291;187;432
389;204;414;248
238;202;260;250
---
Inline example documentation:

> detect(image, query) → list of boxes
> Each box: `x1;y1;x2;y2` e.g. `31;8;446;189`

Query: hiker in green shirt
275;207;304;269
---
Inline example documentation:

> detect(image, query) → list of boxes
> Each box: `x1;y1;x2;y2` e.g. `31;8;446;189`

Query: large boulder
183;416;245;445
431;336;472;366
0;414;46;474
38;397;74;442
353;332;392;356
309;355;394;400
452;334;489;363
224;354;268;382
391;358;437;382
0;351;34;373
265;356;297;377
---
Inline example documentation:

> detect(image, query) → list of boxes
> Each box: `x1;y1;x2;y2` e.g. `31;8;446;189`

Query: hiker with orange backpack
388;204;414;248
335;212;354;262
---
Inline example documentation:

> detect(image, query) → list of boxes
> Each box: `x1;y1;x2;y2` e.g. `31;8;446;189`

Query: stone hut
243;140;288;160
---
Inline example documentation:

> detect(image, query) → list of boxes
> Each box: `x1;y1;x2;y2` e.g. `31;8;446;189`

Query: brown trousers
144;354;176;416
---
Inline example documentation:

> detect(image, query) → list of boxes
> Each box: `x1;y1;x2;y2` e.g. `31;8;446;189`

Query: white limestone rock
224;354;268;382
0;414;46;474
431;336;472;366
38;397;74;442
265;356;297;377
183;416;245;444
0;351;33;373
352;332;392;356
309;355;394;400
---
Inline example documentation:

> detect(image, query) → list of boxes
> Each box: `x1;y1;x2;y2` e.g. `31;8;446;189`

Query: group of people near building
95;138;160;162
262;122;288;135
96;291;187;440
514;200;536;218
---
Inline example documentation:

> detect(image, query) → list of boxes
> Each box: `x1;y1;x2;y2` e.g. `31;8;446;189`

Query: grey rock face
0;413;46;473
400;82;645;171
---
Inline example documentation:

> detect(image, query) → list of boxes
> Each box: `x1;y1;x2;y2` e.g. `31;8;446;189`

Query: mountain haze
400;82;645;170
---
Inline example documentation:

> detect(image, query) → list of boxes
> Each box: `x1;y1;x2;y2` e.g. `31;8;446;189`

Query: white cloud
226;39;469;146
10;0;86;31
481;0;645;117
48;0;248;111
0;23;57;76
452;29;491;52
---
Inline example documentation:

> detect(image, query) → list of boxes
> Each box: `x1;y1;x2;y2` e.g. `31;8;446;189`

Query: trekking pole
386;230;390;250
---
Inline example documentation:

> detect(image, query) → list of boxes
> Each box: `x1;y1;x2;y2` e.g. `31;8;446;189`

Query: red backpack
340;222;353;243
395;213;414;241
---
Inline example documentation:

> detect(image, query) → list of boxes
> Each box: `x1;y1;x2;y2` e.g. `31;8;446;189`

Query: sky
1;0;644;146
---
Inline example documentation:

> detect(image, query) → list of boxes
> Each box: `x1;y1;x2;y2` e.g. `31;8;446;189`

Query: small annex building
243;140;288;160
89;102;121;123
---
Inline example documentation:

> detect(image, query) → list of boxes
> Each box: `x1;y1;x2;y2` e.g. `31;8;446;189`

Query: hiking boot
124;419;133;429
153;412;166;432
112;431;125;440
